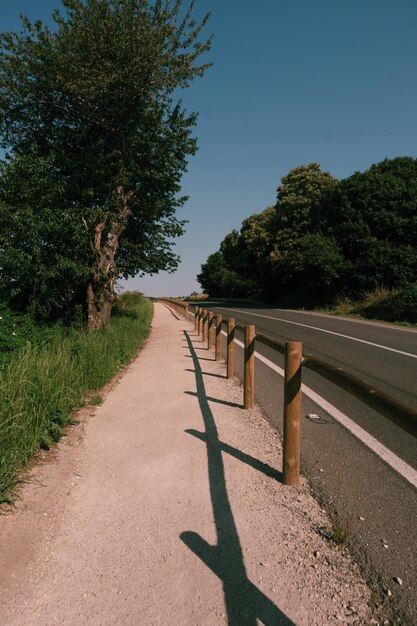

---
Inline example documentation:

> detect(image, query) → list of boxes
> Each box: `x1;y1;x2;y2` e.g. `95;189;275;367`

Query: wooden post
195;307;200;332
185;303;189;319
283;341;302;486
244;325;255;409
207;311;214;349
215;314;222;361
198;308;202;335
227;318;235;379
202;310;207;342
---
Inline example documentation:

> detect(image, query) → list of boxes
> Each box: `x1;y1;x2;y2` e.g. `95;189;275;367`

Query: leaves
198;158;417;307
0;1;211;323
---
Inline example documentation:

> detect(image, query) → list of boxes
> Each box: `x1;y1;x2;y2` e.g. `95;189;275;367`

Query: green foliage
198;157;417;317
0;303;73;356
114;290;144;312
0;1;211;324
0;305;35;352
318;157;417;295
355;284;417;324
0;295;153;503
197;251;257;299
268;163;337;301
0;152;90;322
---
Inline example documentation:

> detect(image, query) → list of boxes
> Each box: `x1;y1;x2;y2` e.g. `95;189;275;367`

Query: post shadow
181;331;295;626
185;369;225;380
184;391;242;409
185;429;282;482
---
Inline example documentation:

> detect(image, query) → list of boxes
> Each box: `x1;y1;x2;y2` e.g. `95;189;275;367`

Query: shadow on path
185;429;282;482
181;331;295;626
185;368;225;380
184;391;242;409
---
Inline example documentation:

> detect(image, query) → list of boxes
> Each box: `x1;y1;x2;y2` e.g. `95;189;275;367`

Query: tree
197;250;256;298
0;151;90;322
0;0;211;329
269;164;336;273
317;157;417;295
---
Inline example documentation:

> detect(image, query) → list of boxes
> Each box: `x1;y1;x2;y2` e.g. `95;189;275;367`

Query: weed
330;513;354;544
89;395;104;406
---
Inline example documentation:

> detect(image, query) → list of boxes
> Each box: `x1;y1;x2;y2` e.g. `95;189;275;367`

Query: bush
0;305;38;352
355;284;417;324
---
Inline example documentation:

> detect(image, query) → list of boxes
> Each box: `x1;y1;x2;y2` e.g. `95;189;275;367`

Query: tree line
197;158;417;308
0;0;210;330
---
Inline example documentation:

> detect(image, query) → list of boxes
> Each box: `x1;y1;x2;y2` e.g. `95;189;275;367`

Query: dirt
0;303;373;625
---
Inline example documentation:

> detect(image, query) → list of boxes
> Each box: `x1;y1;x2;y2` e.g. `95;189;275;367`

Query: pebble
393;577;403;585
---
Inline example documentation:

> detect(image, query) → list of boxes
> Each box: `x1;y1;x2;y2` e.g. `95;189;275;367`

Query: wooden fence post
195;307;200;332
185;303;189;319
202;310;207;342
227;318;235;379
207;311;214;349
283;341;302;486
244;325;255;409
197;307;203;336
215;314;222;361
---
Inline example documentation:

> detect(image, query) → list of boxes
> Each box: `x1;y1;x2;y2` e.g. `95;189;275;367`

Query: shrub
355;284;417;324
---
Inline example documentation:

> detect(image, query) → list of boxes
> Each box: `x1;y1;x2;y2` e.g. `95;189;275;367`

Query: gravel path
0;303;373;625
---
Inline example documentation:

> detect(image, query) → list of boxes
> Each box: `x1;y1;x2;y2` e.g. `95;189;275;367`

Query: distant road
190;302;417;623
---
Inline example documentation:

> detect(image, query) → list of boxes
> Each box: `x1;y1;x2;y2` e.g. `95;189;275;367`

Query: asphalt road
190;302;417;624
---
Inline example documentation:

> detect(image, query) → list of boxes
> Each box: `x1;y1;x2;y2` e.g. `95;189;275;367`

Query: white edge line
219;330;417;489
224;308;417;360
278;308;417;334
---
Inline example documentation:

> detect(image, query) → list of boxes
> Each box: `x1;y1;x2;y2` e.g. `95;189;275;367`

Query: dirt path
0;303;373;625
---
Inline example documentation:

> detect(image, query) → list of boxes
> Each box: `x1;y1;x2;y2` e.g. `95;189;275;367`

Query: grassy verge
316;285;417;327
0;295;153;504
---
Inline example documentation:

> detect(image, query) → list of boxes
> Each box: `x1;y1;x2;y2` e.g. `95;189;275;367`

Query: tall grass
328;284;417;325
0;296;153;503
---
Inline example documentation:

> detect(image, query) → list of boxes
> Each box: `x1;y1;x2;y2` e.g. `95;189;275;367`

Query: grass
330;513;354;544
89;394;104;406
188;292;209;302
0;295;153;504
317;285;417;326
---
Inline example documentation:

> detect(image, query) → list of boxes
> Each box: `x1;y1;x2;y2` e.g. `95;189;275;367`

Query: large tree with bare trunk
0;0;211;329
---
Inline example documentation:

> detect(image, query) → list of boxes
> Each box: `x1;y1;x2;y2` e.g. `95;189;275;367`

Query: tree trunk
86;187;133;331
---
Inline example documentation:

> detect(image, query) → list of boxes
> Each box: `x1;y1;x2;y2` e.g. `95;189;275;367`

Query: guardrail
160;301;417;487
158;298;188;319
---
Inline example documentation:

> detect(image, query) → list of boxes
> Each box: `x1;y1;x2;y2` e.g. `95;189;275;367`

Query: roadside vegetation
326;284;417;325
197;158;417;325
0;293;153;504
0;1;210;331
0;1;208;503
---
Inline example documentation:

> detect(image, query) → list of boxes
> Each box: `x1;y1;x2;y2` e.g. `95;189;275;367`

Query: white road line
224;308;417;360
220;330;417;489
282;308;417;333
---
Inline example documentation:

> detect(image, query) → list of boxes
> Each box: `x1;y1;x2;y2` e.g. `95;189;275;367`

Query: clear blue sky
2;1;417;297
